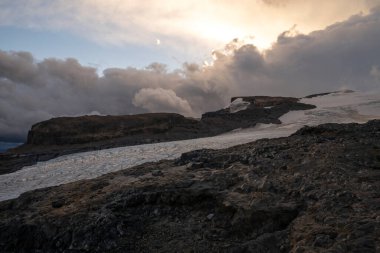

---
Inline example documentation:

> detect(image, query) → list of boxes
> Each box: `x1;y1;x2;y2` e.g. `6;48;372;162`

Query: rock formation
0;96;315;175
26;113;199;146
0;120;379;252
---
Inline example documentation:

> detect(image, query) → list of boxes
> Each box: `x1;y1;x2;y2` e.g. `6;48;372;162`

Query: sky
1;0;380;142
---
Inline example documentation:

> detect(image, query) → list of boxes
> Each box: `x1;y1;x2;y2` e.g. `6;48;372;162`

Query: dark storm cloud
1;8;380;142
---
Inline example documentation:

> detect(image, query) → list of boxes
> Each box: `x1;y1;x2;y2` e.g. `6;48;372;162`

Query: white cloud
133;88;193;115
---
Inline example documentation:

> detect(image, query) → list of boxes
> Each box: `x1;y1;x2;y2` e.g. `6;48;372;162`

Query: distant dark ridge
1;95;316;175
26;113;198;146
230;96;298;106
304;89;354;99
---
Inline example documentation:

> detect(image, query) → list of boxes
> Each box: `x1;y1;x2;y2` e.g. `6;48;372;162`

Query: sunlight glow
0;0;376;62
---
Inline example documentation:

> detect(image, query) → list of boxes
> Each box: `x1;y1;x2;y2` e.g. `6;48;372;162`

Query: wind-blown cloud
0;0;377;52
1;8;380;142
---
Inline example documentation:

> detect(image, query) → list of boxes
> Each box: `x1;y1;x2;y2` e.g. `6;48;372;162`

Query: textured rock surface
26;113;200;146
0;120;379;252
230;96;299;107
201;98;314;135
0;113;200;175
1;96;314;175
25;97;313;147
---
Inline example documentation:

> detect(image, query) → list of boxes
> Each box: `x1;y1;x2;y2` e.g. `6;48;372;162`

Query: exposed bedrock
0;96;315;175
24;96;313;147
0;120;379;252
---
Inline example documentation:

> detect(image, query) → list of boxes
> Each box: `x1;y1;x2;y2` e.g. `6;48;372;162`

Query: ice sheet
0;91;379;201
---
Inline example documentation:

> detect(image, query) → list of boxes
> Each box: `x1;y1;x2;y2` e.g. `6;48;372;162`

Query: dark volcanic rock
304;89;354;99
26;113;200;145
201;98;314;134
230;96;299;106
0;120;379;252
25;97;313;147
1;113;202;175
1;96;315;175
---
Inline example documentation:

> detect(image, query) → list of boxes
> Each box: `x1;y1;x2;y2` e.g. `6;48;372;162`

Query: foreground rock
0;120;379;252
0;96;314;174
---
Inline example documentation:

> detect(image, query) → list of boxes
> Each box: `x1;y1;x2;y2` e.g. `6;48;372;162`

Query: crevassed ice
0;91;380;201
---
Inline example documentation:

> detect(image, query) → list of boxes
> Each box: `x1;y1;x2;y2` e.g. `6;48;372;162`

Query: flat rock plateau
0;96;314;175
0;120;379;253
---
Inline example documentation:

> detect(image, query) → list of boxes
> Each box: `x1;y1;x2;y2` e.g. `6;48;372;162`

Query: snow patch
0;91;380;201
229;98;250;113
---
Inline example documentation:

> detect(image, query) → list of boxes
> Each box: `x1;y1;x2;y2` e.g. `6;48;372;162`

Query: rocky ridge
0;96;315;174
0;120;379;252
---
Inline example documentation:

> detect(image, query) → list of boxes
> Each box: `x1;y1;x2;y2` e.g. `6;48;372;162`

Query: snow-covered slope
229;98;251;113
1;91;380;201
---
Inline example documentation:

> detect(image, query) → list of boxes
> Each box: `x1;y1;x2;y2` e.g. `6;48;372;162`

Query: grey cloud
133;88;193;116
231;45;264;72
262;10;380;94
1;9;380;142
0;51;221;142
0;51;37;84
371;65;380;82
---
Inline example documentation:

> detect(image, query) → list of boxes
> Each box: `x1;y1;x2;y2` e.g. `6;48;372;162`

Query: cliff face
0;120;379;252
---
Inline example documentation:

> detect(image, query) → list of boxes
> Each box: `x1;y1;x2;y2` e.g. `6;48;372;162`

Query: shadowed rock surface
230;96;299;106
26;113;200;146
303;89;354;99
0;120;379;252
202;96;313;134
0;96;315;175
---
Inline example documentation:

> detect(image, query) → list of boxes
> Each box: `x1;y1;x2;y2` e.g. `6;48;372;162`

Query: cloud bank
1;8;380;142
133;88;193;116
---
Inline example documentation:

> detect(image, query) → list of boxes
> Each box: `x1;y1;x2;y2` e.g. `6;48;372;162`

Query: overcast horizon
1;0;380;144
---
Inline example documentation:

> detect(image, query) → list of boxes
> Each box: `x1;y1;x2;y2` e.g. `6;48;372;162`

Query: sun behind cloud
0;0;377;58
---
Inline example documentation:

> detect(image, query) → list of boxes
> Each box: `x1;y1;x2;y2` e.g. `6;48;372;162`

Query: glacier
0;91;380;201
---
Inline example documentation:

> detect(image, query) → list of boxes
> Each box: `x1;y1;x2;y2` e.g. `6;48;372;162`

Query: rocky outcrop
0;120;379;252
0;113;202;174
24;97;313;147
1;96;315;175
201;98;314;134
26;113;200;146
303;89;354;99
230;96;299;107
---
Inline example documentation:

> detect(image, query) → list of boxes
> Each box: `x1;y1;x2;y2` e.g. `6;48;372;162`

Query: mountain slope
0;120;379;252
1;91;379;201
